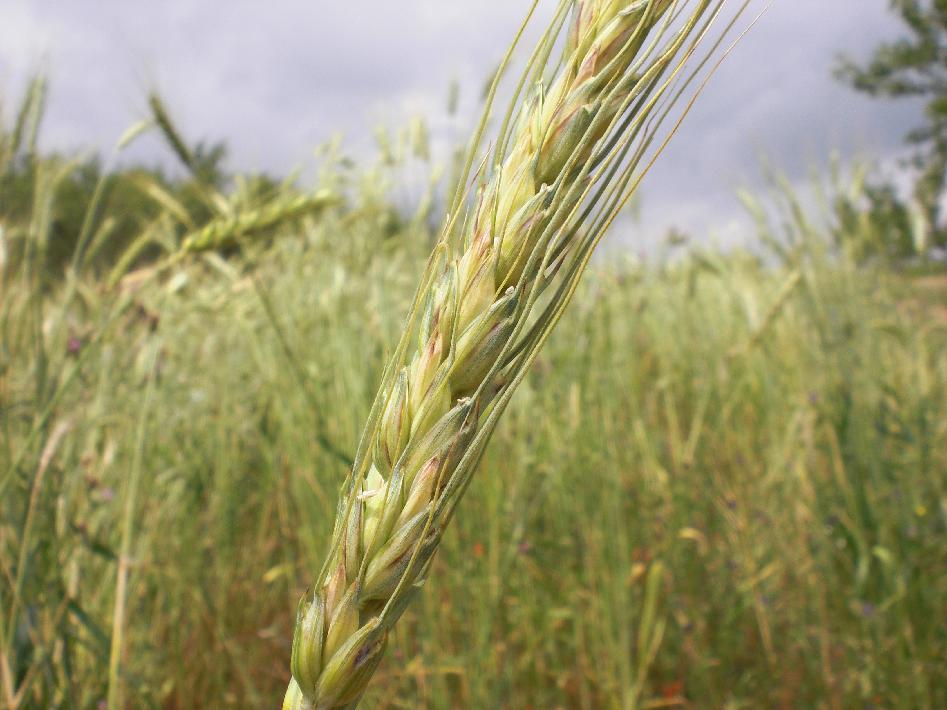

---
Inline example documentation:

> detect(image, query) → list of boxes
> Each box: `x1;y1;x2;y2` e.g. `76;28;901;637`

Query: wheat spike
284;1;744;707
180;190;337;253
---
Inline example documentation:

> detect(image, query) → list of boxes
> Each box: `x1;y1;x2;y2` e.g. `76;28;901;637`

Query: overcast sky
0;0;925;249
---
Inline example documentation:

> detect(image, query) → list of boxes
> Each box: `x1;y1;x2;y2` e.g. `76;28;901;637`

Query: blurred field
2;87;946;709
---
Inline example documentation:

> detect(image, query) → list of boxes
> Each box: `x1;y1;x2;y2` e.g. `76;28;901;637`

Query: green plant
283;1;748;707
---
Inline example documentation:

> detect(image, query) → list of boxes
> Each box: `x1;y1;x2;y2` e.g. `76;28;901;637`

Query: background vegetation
2;5;946;706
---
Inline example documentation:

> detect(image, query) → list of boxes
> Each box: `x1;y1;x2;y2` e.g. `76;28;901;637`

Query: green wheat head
284;1;746;707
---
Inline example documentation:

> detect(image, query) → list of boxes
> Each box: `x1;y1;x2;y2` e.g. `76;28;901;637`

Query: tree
835;0;947;253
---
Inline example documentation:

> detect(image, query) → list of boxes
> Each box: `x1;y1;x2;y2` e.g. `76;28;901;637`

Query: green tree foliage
836;0;947;254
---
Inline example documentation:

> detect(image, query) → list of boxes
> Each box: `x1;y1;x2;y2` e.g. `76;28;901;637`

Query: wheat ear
180;191;337;253
284;1;744;707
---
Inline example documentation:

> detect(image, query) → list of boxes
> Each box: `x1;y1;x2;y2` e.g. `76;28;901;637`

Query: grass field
2;65;946;710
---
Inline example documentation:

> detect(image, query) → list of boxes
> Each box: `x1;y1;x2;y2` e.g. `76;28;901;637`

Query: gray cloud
0;0;927;247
